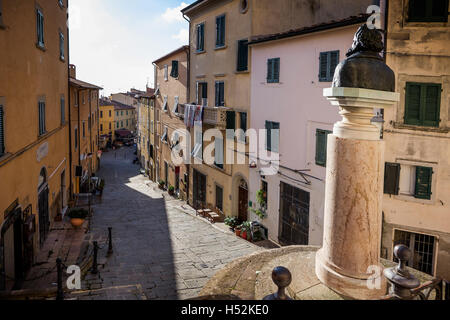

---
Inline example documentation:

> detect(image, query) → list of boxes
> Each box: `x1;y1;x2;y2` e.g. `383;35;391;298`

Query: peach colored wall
249;25;360;245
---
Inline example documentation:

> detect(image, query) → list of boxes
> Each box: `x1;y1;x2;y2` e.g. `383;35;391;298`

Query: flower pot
70;218;85;228
241;231;247;240
235;229;241;237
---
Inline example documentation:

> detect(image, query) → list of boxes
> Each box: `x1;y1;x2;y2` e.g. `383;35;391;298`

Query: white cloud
172;28;189;43
161;2;188;23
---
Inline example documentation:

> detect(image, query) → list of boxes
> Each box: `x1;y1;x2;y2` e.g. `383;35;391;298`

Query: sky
69;0;195;96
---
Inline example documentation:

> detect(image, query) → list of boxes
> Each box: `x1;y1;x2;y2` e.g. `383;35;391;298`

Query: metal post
92;241;98;274
263;266;293;300
56;258;64;301
107;227;113;255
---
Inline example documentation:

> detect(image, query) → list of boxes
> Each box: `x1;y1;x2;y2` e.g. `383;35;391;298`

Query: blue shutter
329;51;339;80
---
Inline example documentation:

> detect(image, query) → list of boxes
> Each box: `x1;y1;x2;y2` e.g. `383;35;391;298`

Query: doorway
175;166;180;194
238;180;248;221
38;168;50;247
193;169;206;209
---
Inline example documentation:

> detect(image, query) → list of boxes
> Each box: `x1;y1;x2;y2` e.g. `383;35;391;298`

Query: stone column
315;87;399;299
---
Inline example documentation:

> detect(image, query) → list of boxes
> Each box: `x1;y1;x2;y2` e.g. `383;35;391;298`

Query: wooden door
238;186;248;222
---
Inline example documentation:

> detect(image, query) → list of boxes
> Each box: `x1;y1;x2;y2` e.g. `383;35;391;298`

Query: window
60;96;65;125
408;0;449;22
36;8;44;48
214;136;224;169
216;15;226;48
100;124;103;131
121;111;123;116
0;0;4;26
226;111;236;140
405;82;441;127
38;101;46;136
88;115;91;130
126;111;128;116
116;111;119;117
162;95;168;111
82;122;85;138
265;121;280;153
109;110;111;117
58;0;64;8
197;82;208;105
267;58;280;83
121;121;123;128
74;127;78;149
126;119;128;126
161;126;168;143
237;40;249;71
261;180;268;209
196;23;205;52
239;112;247;142
394;230;436;275
151;120;154;133
109;122;111;130
116;121;119;128
173;96;179;113
0;105;4;156
384;162;434;200
319;51;340;82
170;60;179;78
215;81;225;106
315;129;332;167
216;185;223;211
100;111;103;118
59;31;65;60
240;0;249;13
191;126;203;159
164;65;168;81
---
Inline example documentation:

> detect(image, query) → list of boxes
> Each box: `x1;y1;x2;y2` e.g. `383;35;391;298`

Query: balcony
177;104;229;129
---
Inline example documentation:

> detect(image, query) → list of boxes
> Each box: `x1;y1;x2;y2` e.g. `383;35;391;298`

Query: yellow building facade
0;0;70;290
137;93;155;180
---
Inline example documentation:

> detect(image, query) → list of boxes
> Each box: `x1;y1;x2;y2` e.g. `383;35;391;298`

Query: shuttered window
60;96;65;125
173;96;179;113
237;39;248;71
239;112;247;142
0;0;4;26
415;166;433;200
0;106;4;156
405;82;441;127
315;129;332;167
384;162;400;195
216;15;226;48
170;60;179;78
319;51;339;82
59;31;65;60
226;111;235;139
163;95;168;111
74;128;78;149
38;101;46;136
216;185;223;211
214;136;224;169
36;8;44;47
215;81;225;106
408;0;449;22
164;65;168;81
196;23;205;52
267;58;280;83
266;121;280;153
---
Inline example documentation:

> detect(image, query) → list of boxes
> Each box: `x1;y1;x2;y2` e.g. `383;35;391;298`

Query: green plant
252;230;263;242
158;180;165;186
67;208;89;219
168;186;175;192
224;217;239;229
250;189;267;220
240;221;252;232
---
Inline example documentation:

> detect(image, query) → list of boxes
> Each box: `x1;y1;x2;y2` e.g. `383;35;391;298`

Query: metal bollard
107;227;113;255
263;266;293;300
92;241;98;274
56;258;64;301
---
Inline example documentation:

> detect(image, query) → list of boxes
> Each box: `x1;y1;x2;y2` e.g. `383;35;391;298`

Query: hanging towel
184;104;190;127
194;106;204;123
188;105;196;128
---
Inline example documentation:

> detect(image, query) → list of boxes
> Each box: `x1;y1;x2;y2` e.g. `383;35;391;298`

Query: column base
315;248;387;300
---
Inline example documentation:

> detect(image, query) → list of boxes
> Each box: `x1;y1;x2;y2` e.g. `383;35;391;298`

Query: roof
99;98;135;110
248;15;368;46
181;0;209;15
69;77;103;90
153;45;189;65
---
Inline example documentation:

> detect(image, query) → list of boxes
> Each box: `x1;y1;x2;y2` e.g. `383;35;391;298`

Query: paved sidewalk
75;147;262;300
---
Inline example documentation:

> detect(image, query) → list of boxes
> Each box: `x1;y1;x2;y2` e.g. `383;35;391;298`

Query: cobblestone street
74;147;261;300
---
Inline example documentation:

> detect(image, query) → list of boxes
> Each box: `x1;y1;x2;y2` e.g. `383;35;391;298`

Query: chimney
69;64;76;78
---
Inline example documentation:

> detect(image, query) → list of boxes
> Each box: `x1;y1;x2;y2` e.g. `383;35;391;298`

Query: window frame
170;60;179;78
404;82;441;128
265;121;280;153
196;23;205;52
407;0;449;22
60;95;65;125
215;14;226;48
267;58;280;83
36;6;45;49
59;30;65;61
38;99;46;136
315;129;332;167
237;39;249;72
319;50;340;82
215;81;225;107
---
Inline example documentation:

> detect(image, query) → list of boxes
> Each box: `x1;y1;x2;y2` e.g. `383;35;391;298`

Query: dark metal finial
263;266;293;300
384;245;421;299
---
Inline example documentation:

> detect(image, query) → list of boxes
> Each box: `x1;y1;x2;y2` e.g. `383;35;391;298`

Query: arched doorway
38;168;50;247
238;179;248;222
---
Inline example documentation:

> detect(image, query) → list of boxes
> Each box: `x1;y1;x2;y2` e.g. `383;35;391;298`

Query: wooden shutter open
384;162;400;195
423;84;441;127
405;83;422;125
415;166;433;199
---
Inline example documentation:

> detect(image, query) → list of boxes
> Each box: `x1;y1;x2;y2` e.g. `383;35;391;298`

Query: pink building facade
248;21;363;246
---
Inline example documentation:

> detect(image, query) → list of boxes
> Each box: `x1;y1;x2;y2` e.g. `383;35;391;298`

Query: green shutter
315;129;331;167
415;166;433;200
267;59;274;82
0;106;4;155
273;58;280;83
319;52;328;81
405;83;422;125
423;84;441;127
384;162;400;195
266;121;272;151
272;122;280;153
405;82;441;127
329;51;340;80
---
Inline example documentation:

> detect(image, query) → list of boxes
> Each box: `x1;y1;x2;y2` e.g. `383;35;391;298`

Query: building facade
381;0;450;280
99;102;115;147
69;65;102;194
137;92;155;180
154;46;190;200
0;0;70;291
248;18;365;246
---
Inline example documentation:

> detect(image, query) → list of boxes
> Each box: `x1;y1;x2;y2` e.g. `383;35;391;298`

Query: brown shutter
384;162;400;195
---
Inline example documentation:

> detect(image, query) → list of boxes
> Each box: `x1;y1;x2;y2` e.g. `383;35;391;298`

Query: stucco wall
249;25;359;244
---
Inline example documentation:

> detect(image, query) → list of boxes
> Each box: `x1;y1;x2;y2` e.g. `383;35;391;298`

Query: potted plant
240;221;252;240
168;185;175;196
224;217;239;232
234;225;242;237
67;208;89;228
158;180;166;190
